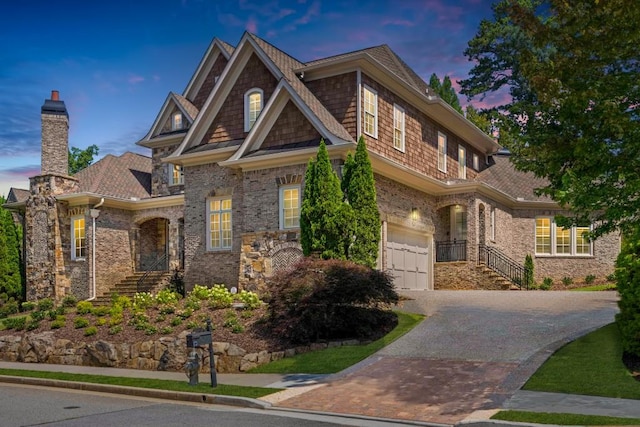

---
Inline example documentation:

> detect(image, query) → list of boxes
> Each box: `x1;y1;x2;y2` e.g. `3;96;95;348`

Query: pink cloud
246;17;258;33
382;18;416;27
295;0;320;25
128;75;145;85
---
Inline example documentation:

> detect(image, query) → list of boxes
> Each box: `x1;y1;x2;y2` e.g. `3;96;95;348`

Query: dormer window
244;88;263;131
172;112;183;131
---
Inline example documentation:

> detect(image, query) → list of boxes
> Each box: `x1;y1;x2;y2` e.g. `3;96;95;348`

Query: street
0;384;416;427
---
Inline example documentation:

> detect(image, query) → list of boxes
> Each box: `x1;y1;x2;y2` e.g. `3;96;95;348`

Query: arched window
244;88;263;131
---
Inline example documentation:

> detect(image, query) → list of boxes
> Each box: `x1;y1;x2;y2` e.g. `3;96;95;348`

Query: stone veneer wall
434;262;510;290
0;332;363;374
151;143;183;197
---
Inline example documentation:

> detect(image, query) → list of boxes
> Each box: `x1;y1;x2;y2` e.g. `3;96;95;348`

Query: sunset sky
0;0;504;197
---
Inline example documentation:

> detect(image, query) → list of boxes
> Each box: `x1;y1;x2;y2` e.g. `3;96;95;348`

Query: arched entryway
138;218;169;271
435;204;468;262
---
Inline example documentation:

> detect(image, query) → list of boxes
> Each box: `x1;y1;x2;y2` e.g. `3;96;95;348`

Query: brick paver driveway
275;290;619;425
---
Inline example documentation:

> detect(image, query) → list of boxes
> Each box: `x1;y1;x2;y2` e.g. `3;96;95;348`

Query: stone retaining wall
0;331;361;374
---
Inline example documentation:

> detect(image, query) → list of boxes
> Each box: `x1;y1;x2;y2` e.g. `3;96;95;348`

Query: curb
0;375;272;410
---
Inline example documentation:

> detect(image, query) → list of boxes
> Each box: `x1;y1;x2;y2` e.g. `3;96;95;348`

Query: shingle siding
193;54;229;110
305;72;358;138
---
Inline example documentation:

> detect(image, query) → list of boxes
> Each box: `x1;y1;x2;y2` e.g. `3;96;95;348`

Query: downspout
88;198;104;300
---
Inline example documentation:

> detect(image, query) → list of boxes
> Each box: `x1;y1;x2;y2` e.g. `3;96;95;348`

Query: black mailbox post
185;320;217;388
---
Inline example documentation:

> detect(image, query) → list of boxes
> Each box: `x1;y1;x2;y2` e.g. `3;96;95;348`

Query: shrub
74;317;90;329
168;268;185;297
95;317;107;326
111;295;132;310
189;284;211;301
607;273;616;282
91;306;110;317
144;325;157;335
156;289;180;306
615;226;640;364
184;297;201;311
266;257;399;344
61;294;78;308
160;326;174;335
26;320;40;331
109;314;123;327
51;319;65;329
539;277;553;291
30;310;46;322
37;298;54;312
47;310;59;321
186;320;200;329
21;301;36;312
0;300;19;318
76;301;94;315
585;274;596;284
84;326;98;336
2;316;26;330
524;254;534;289
170;317;183;327
235;290;261;309
133;292;155;311
562;276;574;286
108;325;122;335
207;284;233;309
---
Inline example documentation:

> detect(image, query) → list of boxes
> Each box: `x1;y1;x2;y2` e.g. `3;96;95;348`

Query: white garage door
387;227;432;290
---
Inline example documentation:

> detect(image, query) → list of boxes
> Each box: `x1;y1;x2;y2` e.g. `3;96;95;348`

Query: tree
460;0;640;238
614;227;640;364
69;144;99;175
429;73;463;113
342;136;381;268
300;140;350;259
0;196;23;301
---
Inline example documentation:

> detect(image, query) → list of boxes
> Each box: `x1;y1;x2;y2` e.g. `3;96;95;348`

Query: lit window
438;132;447;173
170;164;184;186
473;153;479;171
363;85;377;138
535;217;592;256
172;112;183;131
279;186;300;229
393;104;405;152
458;145;466;179
71;216;86;260
244;88;263;131
207;197;232;250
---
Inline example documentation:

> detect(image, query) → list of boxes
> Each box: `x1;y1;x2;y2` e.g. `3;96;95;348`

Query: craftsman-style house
5;32;619;302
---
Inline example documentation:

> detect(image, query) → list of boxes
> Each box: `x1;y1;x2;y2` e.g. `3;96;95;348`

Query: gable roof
477;153;552;202
6;187;29;203
137;92;198;147
71;152;152;200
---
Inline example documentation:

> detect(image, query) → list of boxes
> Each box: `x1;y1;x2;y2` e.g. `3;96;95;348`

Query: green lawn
570;283;617;291
0;368;280;398
493;410;640;425
249;311;425;374
523;323;640;399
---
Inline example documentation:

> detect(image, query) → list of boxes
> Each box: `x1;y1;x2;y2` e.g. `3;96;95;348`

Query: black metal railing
477;244;530;289
436;240;467;262
137;253;168;293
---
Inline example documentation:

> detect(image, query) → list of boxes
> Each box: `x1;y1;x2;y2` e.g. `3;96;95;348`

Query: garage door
387;227;432;290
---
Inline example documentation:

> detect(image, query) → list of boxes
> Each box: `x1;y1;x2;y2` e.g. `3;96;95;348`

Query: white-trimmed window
170;164;184;186
171;112;183;131
535;217;592;256
244;88;263;131
458;145;467;179
437;132;447;173
393;104;405;152
279;185;301;229
71;216;86;260
363;85;377;138
473;153;480;171
207;197;232;250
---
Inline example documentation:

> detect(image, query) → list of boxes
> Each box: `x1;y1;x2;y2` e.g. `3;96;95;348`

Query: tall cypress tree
300;140;349;259
0;196;23;300
342;136;381;268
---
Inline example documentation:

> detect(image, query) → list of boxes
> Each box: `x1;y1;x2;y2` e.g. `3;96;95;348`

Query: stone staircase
475;264;519;290
92;271;171;305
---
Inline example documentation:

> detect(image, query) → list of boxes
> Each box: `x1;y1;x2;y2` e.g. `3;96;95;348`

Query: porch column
168;220;180;271
130;226;140;272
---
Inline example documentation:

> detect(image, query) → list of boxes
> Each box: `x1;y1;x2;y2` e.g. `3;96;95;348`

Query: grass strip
249;311;425;374
492;410;640;425
570;284;617;291
524;323;640;399
0;368;280;399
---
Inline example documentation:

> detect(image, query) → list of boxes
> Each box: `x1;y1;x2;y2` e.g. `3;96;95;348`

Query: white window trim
279;185;301;230
71;215;86;261
206;197;233;251
171;112;183;131
535;217;593;256
244;88;263;132
438;132;447;173
393;104;405;152
363;85;378;138
458;145;467;179
473;153;479;171
169;164;184;186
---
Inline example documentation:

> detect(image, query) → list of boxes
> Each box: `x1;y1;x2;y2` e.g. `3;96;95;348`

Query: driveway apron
274;290;619;425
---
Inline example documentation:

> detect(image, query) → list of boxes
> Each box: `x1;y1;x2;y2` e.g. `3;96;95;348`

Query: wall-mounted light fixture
411;207;418;221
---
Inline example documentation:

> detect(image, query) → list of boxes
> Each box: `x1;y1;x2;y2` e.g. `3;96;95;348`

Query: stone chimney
41;90;69;176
